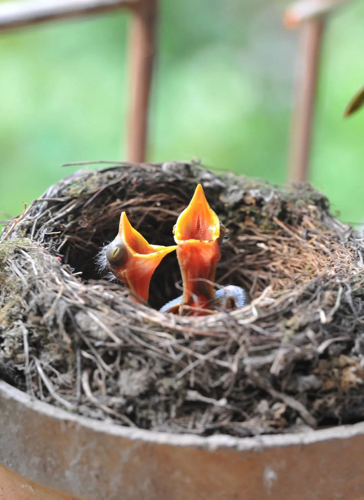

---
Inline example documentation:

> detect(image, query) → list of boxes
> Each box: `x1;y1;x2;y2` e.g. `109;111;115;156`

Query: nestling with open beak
173;184;222;314
104;212;177;304
99;186;248;315
162;184;248;315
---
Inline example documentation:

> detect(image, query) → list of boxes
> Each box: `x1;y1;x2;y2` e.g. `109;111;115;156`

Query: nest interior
1;161;364;437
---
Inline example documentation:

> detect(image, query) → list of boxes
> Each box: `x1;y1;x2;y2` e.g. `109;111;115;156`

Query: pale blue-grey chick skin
160;285;249;313
159;295;182;313
215;285;248;309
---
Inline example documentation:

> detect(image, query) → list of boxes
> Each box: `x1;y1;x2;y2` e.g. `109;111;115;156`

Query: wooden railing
0;0;157;163
0;0;352;179
285;0;351;181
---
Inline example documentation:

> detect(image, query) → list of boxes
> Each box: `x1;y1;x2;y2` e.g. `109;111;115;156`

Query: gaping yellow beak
106;212;177;303
174;184;223;314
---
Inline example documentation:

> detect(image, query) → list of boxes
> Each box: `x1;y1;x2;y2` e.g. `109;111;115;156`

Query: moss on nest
0;161;364;437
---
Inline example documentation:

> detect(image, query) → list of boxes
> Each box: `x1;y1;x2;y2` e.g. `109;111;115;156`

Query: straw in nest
1;161;364;437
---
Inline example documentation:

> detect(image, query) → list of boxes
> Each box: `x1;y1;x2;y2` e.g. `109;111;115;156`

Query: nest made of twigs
1;161;364;437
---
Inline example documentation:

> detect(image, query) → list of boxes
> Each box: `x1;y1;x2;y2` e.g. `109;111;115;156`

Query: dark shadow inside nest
62;209;184;310
43;178;339;312
56;206;255;311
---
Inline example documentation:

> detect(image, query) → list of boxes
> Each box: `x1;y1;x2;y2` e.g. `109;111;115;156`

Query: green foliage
0;1;363;226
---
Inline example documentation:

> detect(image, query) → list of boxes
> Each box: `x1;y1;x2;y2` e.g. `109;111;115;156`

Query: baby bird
104;212;176;304
165;184;248;315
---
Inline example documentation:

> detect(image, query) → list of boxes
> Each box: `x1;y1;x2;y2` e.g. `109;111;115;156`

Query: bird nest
1;161;364;437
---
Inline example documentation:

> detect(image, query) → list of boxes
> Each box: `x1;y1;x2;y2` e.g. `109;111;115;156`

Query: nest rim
1;161;364;438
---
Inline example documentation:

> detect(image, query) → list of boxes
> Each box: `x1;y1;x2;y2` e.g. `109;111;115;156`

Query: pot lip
1;380;363;452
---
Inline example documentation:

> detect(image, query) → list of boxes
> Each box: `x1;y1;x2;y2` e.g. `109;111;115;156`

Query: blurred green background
0;0;364;226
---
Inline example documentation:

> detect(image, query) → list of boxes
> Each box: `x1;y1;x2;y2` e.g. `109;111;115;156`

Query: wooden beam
0;0;137;32
126;0;158;163
286;0;352;181
288;18;325;182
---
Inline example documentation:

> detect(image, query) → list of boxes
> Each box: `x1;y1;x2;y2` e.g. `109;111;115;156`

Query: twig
248;369;317;428
1;202;27;241
19;322;34;395
35;358;76;411
176;345;226;380
81;370;136;426
86;310;123;345
62;160;127;167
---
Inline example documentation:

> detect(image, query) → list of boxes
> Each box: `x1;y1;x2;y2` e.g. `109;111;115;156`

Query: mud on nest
1;161;364;437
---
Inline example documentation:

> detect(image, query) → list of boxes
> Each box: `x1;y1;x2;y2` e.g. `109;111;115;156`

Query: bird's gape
105;212;177;304
184;213;213;241
173;185;222;314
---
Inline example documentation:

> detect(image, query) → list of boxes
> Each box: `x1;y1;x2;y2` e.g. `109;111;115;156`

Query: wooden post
288;18;325;182
126;0;158;163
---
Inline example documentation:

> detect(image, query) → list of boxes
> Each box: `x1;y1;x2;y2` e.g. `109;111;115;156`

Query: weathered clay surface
1;381;364;500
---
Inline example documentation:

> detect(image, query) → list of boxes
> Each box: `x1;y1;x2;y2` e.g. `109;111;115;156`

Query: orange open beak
106;212;177;303
174;184;223;314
